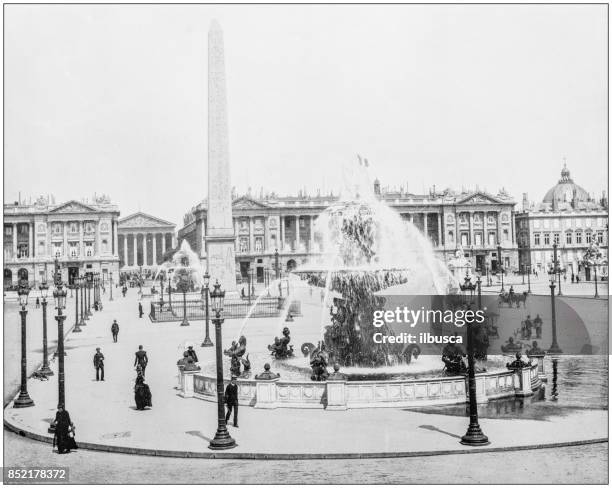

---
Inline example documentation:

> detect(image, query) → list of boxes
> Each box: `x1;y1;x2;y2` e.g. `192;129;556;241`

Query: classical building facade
3;196;120;288
515;164;609;279
118;212;176;271
178;183;519;283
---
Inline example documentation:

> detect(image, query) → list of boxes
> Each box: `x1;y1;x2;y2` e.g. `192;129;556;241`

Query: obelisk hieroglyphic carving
206;20;237;291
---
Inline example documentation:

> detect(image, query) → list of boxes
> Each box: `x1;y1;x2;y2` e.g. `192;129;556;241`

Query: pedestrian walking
224;375;239;427
93;347;105;381
534;314;543;339
111;320;119;343
134;345;148;377
134;374;152;410
36;297;40;308
138;302;143;318
51;404;77;454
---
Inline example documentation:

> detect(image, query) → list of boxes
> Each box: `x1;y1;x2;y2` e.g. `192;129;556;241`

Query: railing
149;296;286;322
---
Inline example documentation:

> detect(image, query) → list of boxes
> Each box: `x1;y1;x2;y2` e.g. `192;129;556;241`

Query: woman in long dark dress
52;404;77;454
134;375;152;410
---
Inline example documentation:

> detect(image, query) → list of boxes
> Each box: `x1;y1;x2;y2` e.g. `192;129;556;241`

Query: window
566;232;572;245
487;215;495;225
460;233;468;247
17;243;29;258
474;233;482;246
69;242;79;258
85;242;94;257
53;242;63;257
254;236;263;252
448;231;454;243
460;214;468;225
597;231;604;244
585;218;591;227
70;223;78;233
586;232;592;244
53;223;62;235
239;237;249;253
544;233;550;245
503;229;509;242
488;232;496;246
38;241;45;255
102;239;108;253
553;233;560;245
576;232;583;244
534;233;541;246
4;226;12;237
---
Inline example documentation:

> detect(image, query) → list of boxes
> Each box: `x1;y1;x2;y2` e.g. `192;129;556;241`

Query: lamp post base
548;345;563;354
180;319;190;327
13;392;34;408
208;428;236;450
460;424;490;446
201;337;214;347
38;364;54;376
73;323;82;333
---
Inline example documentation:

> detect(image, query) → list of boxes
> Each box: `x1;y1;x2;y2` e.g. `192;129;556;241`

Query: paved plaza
3;287;608;464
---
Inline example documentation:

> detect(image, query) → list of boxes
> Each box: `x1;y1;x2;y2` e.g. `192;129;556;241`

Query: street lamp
72;281;81;333
176;269;191;327
14;280;34;408
201;271;213;347
48;274;67;433
553;243;562;296
168;270;173;311
38;281;54;375
208;280;236;450
109;272;114;301
159;273;165;307
274;248;280;280
460;272;489;446
497;244;504;293
583;243;602;299
86;273;93;318
79;275;86;326
527;264;532;294
547;275;563;354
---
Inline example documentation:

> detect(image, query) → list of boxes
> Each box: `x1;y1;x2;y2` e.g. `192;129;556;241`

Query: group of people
520;314;543;340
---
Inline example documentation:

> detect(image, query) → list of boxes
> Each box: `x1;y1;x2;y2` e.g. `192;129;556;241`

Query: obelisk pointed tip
210;19;222;33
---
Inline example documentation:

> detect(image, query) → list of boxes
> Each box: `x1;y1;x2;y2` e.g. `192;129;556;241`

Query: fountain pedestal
509;367;534;397
179;370;198;398
255;378;280;409
527;353;547;382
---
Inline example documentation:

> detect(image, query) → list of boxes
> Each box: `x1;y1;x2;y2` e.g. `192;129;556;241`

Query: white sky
4;4;608;227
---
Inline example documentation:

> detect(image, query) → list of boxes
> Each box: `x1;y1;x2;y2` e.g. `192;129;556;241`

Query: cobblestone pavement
2;430;607;484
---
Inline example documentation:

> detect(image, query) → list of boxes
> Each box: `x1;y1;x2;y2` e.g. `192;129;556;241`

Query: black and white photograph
2;2;609;485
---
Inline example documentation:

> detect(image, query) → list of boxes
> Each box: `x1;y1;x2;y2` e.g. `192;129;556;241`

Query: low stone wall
187;362;542;410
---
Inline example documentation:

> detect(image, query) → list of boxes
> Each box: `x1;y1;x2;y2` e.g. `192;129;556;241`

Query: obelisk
206;20;237;292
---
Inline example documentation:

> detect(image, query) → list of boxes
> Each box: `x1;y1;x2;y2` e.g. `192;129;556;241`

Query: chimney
522;193;529;211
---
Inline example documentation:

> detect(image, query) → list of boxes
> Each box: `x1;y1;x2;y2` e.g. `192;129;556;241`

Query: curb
3;418;607;460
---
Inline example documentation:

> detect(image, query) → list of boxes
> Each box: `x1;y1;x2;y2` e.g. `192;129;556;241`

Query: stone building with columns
177;183;519;284
3;195;120;288
515;164;608;279
117;212;176;271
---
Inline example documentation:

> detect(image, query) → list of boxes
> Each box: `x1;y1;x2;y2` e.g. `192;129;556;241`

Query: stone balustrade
185;363;542;410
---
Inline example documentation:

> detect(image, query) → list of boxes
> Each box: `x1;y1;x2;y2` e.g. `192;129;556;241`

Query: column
161;233;166;257
249;216;254;253
497;212;502;245
143;233;148;266
280;215;285;251
63;222;68;258
152;234;157;265
309;215;315;252
113;221;118;256
123;235;128;267
483;212;488;247
437;213;442;247
423;213;429;241
295;215;300;251
79;222;84;258
29;222;34;258
12;223;17;257
469;212;474;246
97;220;102;256
133;233;138;266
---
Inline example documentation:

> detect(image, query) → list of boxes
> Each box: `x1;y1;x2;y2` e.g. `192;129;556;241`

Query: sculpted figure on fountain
224;335;251;377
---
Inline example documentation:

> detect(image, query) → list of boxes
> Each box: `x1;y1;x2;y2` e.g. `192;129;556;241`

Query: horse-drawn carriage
498;291;528;308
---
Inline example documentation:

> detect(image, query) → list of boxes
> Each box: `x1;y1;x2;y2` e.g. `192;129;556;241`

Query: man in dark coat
111;320;119;343
134;345;148;377
224;376;239;427
186;346;199;363
93;347;105;381
138;302;143;318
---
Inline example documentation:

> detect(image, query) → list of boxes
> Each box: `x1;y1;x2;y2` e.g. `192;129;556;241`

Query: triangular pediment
49;200;98;214
119;212;175;229
232;196;270;210
456;192;505;205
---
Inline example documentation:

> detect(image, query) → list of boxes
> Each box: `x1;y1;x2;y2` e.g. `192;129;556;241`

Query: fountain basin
185;362;542;410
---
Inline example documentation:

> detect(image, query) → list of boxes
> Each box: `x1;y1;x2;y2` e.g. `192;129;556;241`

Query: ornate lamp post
168;270;173;311
497;244;504;292
583;243;602;299
527;264;532;294
86;273;93;318
547;275;563;354
14;280;34;408
109;272;114;301
176;269;191;327
72;281;81;333
159;273;165;306
48;274;67;433
201;271;213;347
38;281;54;375
459;272;489;446
552;243;562;296
79;275;86;326
208;280;236;450
247;268;252;306
274;248;280;280
521;264;525;285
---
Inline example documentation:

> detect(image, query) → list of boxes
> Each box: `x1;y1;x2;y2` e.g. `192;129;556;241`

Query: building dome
542;163;590;204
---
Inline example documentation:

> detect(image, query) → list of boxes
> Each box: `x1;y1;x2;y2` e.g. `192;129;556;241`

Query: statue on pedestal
224;335;251;377
255;363;280;380
506;352;531;370
267;327;294;359
441;340;466;375
310;345;330;381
